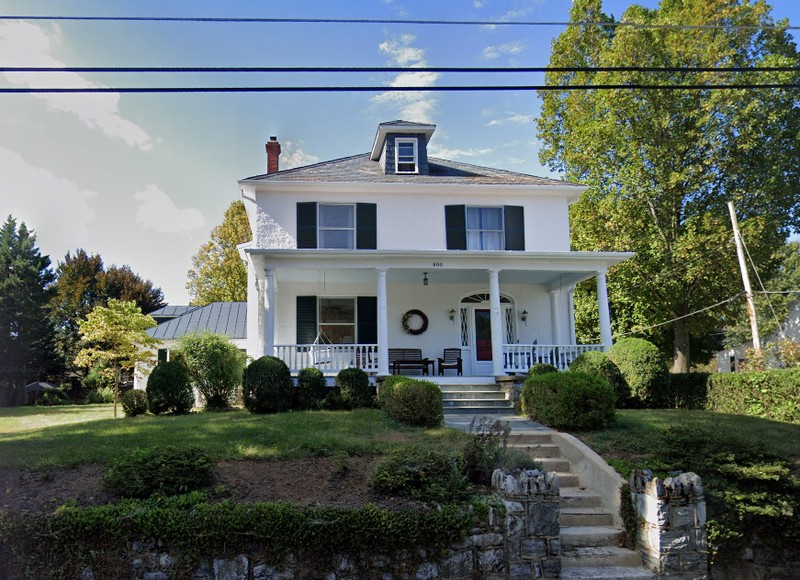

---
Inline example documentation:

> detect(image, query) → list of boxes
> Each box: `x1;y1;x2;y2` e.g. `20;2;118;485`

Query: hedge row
707;368;800;424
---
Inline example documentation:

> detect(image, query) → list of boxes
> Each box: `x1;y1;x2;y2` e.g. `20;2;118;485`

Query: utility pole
727;202;761;353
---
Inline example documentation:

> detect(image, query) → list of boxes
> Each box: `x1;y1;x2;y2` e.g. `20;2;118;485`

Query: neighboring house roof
147;302;247;341
149;305;199;324
240;153;581;187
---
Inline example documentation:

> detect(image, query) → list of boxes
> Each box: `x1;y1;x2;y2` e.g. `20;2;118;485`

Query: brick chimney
266;136;281;174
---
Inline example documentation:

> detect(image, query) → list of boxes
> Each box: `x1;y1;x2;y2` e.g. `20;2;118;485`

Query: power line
1;15;798;31
2;83;799;94
2;66;799;74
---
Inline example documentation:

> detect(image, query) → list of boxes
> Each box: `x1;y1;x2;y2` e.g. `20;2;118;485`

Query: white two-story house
239;121;632;378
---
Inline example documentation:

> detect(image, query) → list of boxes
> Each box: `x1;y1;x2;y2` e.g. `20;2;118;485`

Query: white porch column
596;272;613;349
550;290;563;345
568;286;576;345
263;268;276;357
488;269;505;376
377;269;389;376
246;256;263;358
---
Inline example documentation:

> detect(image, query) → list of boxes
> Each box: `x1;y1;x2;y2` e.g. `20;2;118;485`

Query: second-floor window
395;138;418;173
319;204;354;249
466;207;504;250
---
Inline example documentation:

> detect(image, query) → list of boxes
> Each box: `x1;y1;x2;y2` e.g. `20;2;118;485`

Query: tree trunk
672;318;690;373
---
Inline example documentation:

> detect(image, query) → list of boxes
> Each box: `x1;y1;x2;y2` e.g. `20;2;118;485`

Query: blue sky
1;0;798;304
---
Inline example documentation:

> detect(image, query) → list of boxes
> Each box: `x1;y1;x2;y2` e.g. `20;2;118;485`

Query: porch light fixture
520;309;528;325
423;272;429;286
449;308;456;323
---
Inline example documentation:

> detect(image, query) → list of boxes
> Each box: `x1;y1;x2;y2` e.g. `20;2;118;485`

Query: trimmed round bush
380;378;443;428
521;371;615;430
569;350;630;407
146;361;194;415
121;389;148;417
336;367;375;409
297;367;326;410
528;363;559;376
243;355;293;414
607;338;669;408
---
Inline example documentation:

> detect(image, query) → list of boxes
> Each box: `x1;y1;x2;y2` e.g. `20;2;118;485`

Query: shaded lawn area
575;409;800;477
0;405;464;470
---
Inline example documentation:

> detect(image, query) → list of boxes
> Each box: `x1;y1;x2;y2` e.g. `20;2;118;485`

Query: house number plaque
432;262;444;267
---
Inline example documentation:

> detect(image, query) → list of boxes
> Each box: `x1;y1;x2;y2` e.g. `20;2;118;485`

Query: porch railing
273;344;378;374
503;343;604;373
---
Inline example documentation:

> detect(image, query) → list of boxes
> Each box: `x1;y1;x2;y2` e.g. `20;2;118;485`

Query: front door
475;309;492;361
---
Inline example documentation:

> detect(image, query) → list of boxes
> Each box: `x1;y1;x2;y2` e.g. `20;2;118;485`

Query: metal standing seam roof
147;302;247;340
239;154;583;188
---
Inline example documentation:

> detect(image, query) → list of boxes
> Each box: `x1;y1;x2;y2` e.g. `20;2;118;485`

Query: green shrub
146;361;194;415
297;367;326;410
243;356;293;414
380;378;443;428
521;371;615;430
666;372;709;410
606;338;669;407
569;350;630;407
462;417;541;485
528;363;559;376
173;332;247;411
320;386;346;410
370;446;468;503
93;386;115;403
103;447;213;498
707;368;800;424
336;368;374;409
120;389;148;417
39;388;69;405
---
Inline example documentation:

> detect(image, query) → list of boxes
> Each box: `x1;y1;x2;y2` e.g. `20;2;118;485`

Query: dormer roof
370;120;436;161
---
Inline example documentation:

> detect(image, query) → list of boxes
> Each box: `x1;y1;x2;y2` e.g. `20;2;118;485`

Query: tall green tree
186;200;251;306
50;250;164;378
0;216;57;386
74;299;160;417
538;0;800;371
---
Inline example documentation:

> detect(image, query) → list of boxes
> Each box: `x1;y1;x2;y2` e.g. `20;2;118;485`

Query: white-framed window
318;297;356;344
395;138;418;173
466;207;504;250
318;204;355;249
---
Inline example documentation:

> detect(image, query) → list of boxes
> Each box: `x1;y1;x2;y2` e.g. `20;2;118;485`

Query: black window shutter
356;296;378;344
504;205;525;251
296;202;317;249
356;203;377;249
445;205;467;250
296;296;317;344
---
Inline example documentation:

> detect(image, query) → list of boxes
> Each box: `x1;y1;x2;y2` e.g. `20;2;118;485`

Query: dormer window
395;138;418;173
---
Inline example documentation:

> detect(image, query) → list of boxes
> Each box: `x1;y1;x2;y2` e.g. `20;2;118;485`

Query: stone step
560;507;615;527
441;390;507;400
507;442;561;457
560;487;602;508
561;526;622;548
561;546;644;569
510;433;553;445
535;458;572;472
442;399;513;408
443;406;515;415
437;384;503;393
560;566;656;579
555;473;581;488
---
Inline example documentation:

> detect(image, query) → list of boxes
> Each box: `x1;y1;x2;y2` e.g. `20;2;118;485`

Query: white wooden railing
502;343;604;373
273;344;378;374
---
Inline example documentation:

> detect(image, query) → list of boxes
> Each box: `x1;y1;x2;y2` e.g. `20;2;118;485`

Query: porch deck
272;343;603;376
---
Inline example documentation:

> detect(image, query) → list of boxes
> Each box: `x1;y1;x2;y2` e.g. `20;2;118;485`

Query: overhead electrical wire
1;15;798;32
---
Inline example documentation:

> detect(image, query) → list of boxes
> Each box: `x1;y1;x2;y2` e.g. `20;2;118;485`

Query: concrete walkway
444;412;552;434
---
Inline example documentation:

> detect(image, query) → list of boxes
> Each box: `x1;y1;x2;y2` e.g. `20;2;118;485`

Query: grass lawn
0;405;465;470
576;408;800;477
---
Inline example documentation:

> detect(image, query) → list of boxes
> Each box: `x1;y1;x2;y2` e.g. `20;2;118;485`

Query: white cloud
133;185;206;234
0;21;154;150
486;112;536;126
281;141;319;170
482;41;526;60
429;146;494;159
0;147;97;254
371;34;439;123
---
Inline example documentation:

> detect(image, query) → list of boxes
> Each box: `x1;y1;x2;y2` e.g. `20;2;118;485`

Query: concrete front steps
509;433;656;580
438;382;514;414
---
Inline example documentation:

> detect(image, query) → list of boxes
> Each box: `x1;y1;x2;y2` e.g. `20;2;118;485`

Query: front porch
272;342;604;376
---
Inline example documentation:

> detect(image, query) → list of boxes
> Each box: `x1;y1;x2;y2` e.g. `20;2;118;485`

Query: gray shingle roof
147;302;247;341
240;154;579;187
